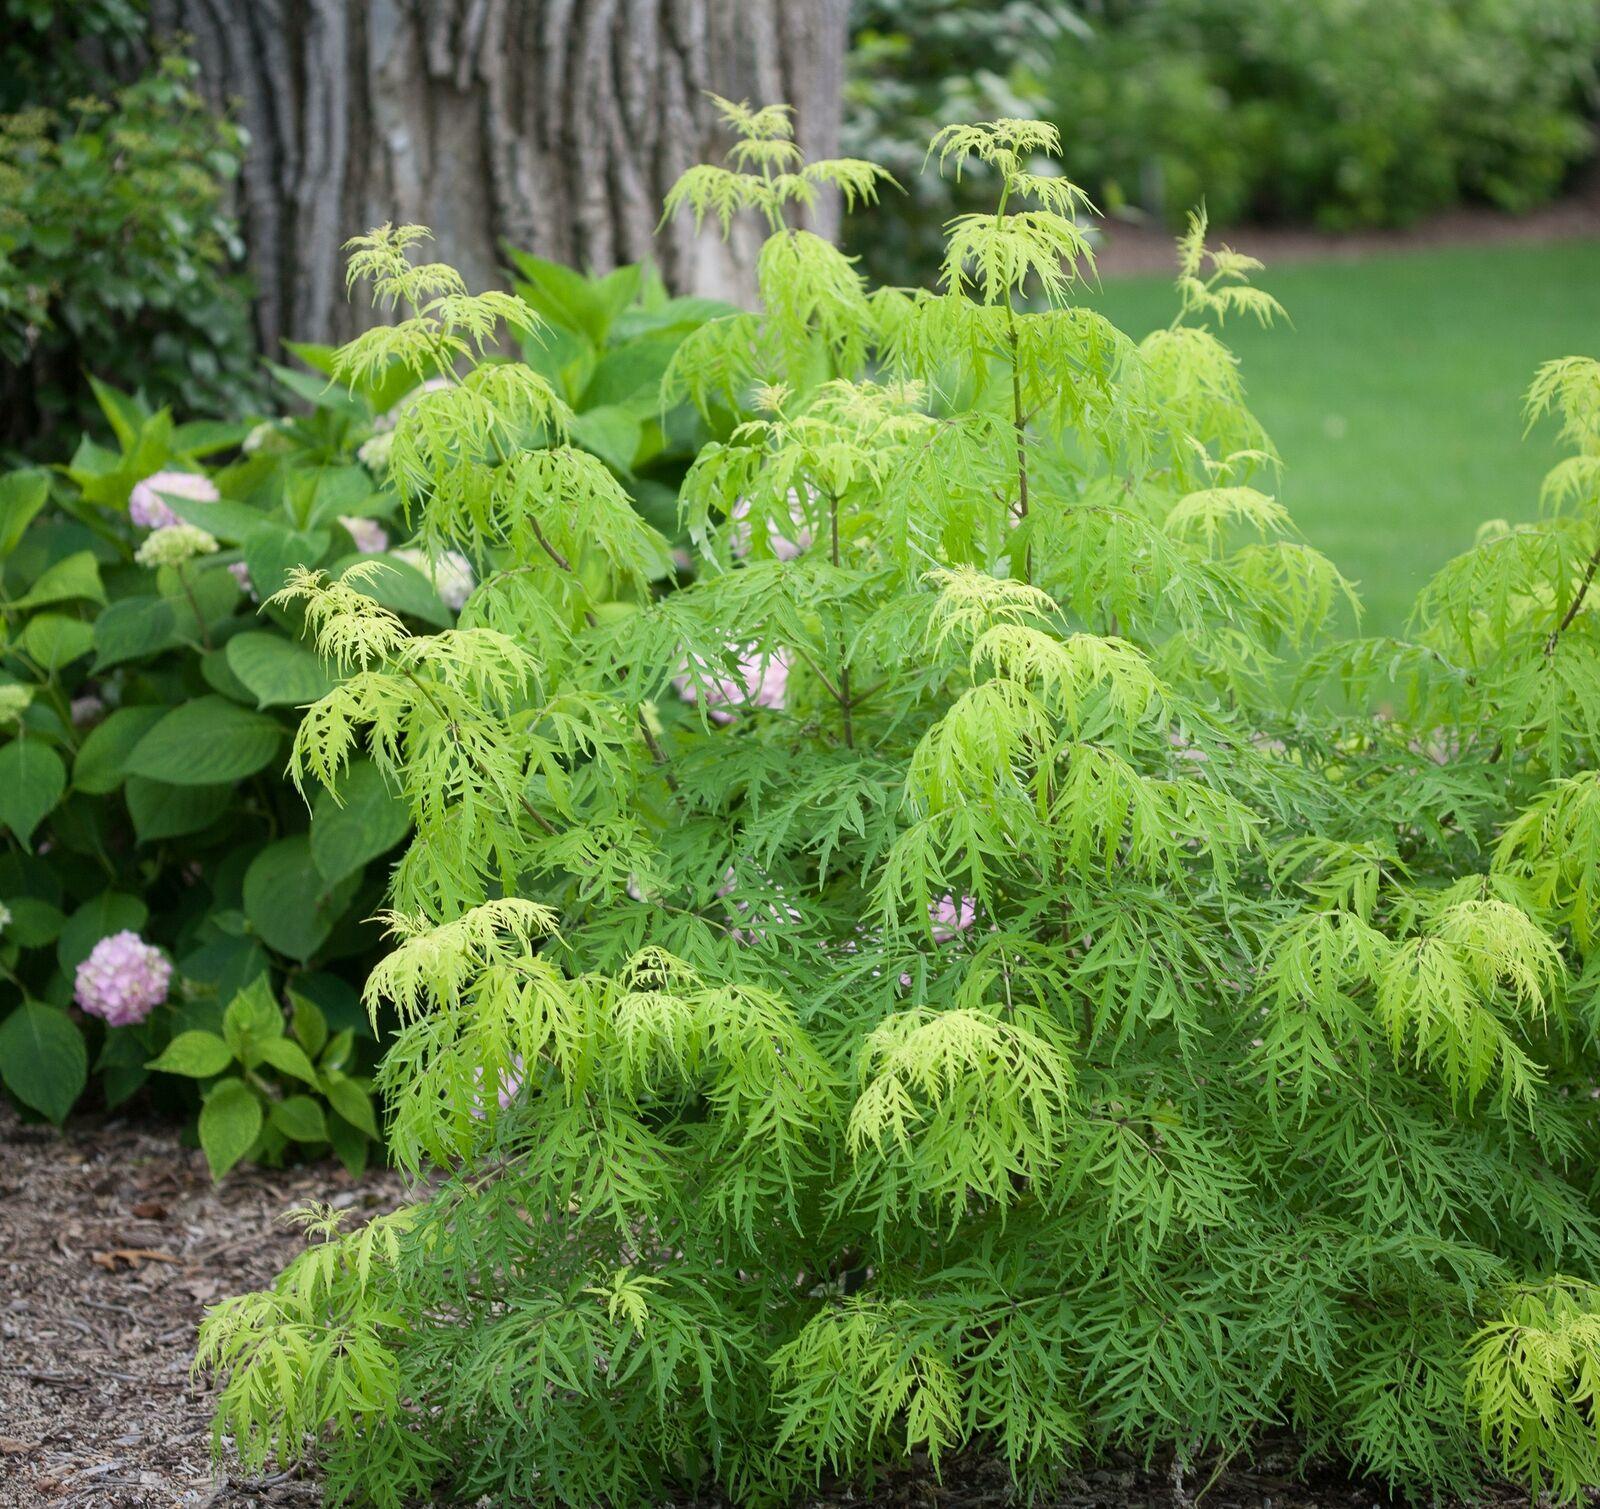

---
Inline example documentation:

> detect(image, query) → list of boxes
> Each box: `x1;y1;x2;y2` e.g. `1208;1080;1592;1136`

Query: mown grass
1086;239;1600;633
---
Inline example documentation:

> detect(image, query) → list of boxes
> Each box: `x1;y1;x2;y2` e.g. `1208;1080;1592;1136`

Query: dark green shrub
842;0;1078;284
0;377;415;1170
0;0;147;112
0;48;259;454
846;0;1600;282
1050;0;1600;229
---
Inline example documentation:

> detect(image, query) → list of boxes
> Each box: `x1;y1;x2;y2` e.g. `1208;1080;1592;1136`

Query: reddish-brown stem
828;489;855;749
529;516;574;575
1006;311;1031;585
636;712;680;794
1546;533;1600;655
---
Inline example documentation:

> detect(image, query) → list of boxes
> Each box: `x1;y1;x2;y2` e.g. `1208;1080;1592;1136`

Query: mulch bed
0;1103;409;1506
0;1103;1574;1507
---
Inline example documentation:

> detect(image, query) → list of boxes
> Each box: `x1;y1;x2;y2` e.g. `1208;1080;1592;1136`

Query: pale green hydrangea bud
0;685;33;725
135;524;221;568
242;420;290;455
358;430;395;472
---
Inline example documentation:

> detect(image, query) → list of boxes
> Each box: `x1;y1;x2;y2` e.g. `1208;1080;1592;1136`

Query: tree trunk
149;0;849;355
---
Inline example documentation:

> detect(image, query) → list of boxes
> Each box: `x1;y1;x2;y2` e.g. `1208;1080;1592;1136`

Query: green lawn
1084;240;1600;633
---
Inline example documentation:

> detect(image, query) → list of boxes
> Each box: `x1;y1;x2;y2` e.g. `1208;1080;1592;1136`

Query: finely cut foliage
201;103;1600;1506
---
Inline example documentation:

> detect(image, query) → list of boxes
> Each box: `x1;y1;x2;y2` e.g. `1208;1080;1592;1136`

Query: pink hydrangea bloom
70;694;105;727
839;893;978;986
228;560;257;600
339;515;390;554
470;1055;525;1119
718;865;803;947
674;646;790;723
929;893;977;942
901;893;978;982
358;431;394;472
74;931;172;1027
728;484;816;561
392;547;474;612
431;552;475;612
128;470;219;530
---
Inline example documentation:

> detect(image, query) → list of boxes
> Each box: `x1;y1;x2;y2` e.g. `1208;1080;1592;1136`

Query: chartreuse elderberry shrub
304;244;734;550
199;102;1600;1505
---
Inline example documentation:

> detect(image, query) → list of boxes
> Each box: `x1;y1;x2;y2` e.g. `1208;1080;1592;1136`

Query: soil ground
0;1104;1579;1509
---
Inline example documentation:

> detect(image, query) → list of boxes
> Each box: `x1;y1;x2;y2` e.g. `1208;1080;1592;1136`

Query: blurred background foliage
841;1;1085;287
844;0;1600;285
1;0;146;110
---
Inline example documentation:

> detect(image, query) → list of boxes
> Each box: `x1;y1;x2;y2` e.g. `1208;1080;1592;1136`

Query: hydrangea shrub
0;251;727;1158
0;378;414;1158
199;104;1600;1503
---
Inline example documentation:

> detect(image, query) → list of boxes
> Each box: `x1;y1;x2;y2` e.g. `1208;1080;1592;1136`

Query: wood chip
89;1247;185;1271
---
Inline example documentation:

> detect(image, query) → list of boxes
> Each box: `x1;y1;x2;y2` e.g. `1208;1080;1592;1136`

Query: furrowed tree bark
148;0;849;354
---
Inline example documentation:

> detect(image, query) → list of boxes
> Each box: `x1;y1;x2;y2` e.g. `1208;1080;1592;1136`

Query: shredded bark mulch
0;1103;408;1506
0;1103;1574;1507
